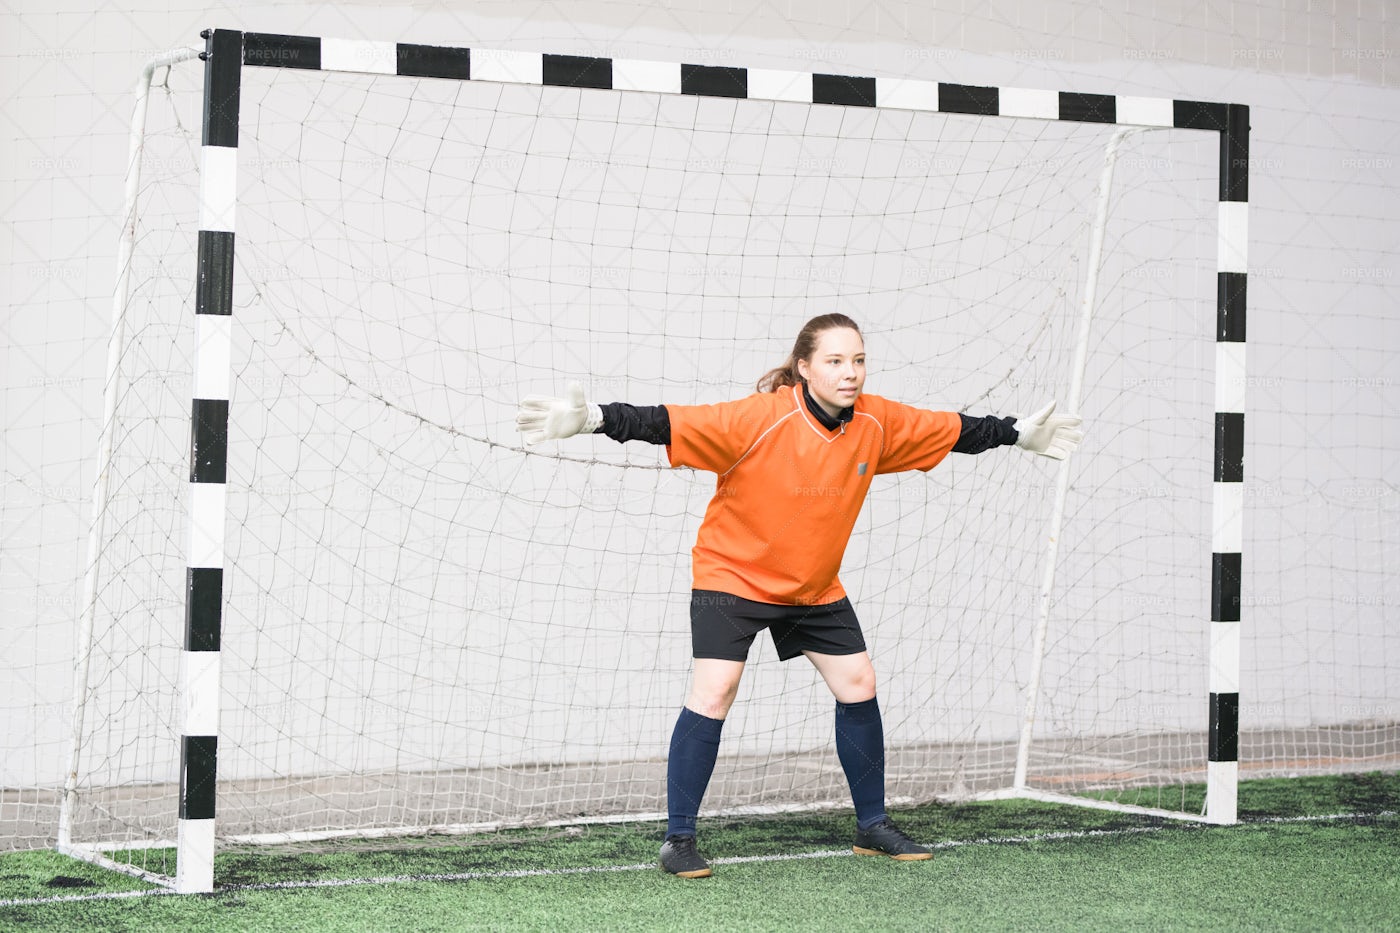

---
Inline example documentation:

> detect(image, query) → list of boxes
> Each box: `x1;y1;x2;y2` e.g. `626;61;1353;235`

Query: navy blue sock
835;696;888;830
666;706;725;839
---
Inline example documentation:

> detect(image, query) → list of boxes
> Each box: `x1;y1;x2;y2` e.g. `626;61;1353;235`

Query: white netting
67;59;1234;853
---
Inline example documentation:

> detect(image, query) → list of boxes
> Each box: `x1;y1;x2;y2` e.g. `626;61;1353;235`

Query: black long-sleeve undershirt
951;412;1019;454
598;401;672;445
596;398;1018;454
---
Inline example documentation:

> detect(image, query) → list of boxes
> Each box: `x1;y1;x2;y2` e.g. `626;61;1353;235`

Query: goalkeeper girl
516;313;1082;878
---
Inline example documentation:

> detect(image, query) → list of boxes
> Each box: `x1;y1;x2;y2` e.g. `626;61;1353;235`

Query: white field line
2;809;1393;909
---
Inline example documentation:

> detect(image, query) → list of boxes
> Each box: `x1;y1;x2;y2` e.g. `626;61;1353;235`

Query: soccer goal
61;28;1249;892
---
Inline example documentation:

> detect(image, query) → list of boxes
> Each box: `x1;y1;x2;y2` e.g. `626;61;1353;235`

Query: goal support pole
1013;126;1141;793
58;43;203;862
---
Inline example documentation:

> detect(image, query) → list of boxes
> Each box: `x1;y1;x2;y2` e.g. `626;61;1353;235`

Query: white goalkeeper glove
515;382;604;445
1013;400;1084;461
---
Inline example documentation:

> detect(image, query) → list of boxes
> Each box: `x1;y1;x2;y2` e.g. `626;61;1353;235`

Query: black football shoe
852;818;933;860
660;834;713;878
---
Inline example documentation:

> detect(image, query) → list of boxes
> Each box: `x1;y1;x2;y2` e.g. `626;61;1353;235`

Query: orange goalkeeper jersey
665;385;961;606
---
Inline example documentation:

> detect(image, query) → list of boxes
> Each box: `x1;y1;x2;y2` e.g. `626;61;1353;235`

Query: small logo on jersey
857;462;868;476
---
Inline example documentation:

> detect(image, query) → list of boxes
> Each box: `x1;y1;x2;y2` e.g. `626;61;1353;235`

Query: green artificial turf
2;773;1395;932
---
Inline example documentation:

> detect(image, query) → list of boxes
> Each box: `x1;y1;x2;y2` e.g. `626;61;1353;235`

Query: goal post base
1206;760;1239;825
175;818;216;893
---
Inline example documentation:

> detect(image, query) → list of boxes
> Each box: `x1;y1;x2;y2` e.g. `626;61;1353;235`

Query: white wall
2;0;1396;839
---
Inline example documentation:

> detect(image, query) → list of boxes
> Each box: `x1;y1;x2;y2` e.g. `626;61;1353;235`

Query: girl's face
797;327;866;417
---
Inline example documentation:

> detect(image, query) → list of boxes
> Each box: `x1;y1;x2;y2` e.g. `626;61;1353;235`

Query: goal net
64;33;1233;880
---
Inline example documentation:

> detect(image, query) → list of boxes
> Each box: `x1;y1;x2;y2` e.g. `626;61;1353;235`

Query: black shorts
689;589;867;662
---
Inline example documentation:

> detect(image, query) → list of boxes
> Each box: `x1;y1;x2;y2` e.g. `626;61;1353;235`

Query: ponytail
756;313;862;393
756;358;802;393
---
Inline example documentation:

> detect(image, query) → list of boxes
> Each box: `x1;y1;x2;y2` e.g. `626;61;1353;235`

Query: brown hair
756;313;863;393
